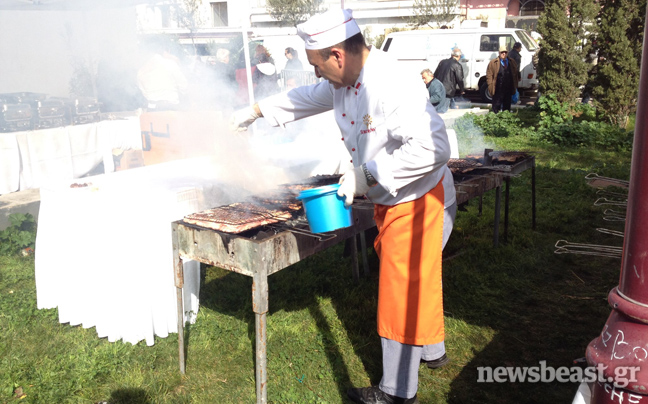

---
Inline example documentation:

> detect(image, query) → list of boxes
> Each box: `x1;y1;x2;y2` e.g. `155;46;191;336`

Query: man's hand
229;106;260;132
337;165;372;207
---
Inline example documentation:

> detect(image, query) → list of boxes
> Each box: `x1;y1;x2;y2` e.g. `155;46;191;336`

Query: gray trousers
379;338;445;398
378;202;457;399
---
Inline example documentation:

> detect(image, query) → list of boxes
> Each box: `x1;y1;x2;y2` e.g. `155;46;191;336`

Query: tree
536;0;598;104
172;0;205;57
267;0;323;28
591;0;646;127
409;0;460;28
173;0;204;33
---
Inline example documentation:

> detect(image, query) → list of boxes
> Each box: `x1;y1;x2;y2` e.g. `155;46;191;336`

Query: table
34;158;234;345
171;203;376;404
453;155;536;246
0;116;142;195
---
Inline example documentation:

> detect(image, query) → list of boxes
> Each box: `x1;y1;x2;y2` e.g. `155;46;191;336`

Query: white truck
380;28;539;102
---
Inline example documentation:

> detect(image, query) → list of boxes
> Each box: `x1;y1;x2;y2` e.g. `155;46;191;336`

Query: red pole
586;5;648;402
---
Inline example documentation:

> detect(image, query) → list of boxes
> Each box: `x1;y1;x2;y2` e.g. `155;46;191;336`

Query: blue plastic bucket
296;183;352;233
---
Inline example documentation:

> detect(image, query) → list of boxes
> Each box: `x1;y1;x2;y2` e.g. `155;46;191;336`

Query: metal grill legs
253;271;269;404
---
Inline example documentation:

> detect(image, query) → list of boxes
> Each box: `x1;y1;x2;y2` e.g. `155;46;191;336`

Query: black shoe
347;386;419;404
422;353;450;369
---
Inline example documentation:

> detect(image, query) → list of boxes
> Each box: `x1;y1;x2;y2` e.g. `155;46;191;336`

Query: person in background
509;42;522;75
433;48;465;113
254;44;275;65
230;9;455;404
253;51;280;101
97;57;144;112
212;48;235;82
137;38;188;111
210;48;237;108
421;68;446;110
486;45;520;113
284;47;305;88
284;47;304;71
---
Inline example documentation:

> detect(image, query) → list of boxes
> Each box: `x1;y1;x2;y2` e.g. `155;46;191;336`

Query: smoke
0;3;348;209
452;112;496;157
0;6;139;98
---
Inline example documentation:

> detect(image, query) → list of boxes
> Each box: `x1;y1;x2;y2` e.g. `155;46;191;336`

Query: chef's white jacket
259;47;456;208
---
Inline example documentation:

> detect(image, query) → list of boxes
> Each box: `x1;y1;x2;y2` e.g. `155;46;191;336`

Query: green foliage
573;102;597;122
409;0;460;28
536;94;597;129
537;0;645;127
591;0;646;128
536;0;596;103
529;94;631;150
534;121;633;150
536;93;574;128
0;214;36;256
454;111;531;138
267;0;323;27
456;97;631;152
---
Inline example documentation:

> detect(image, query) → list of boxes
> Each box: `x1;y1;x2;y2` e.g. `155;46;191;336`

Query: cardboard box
116;149;144;171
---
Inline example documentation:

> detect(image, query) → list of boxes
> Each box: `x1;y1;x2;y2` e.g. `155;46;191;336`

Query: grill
450;150;536;244
170;154;535;403
172;175;375;404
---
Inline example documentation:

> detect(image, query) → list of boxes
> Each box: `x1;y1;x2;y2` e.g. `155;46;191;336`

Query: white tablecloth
34;158;230;345
0;116;142;195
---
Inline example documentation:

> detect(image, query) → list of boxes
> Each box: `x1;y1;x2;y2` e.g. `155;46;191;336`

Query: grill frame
171;203;376;403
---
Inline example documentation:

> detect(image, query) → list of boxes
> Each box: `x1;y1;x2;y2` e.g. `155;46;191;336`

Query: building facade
136;0;544;39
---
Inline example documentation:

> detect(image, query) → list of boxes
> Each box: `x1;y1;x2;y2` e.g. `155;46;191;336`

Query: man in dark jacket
508;42;522;75
486;45;520;113
421;68;446;109
434;49;465;113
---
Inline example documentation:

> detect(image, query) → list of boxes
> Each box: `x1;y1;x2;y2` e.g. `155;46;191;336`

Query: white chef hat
297;9;361;50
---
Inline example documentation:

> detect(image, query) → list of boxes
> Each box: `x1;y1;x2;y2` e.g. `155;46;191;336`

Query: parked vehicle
380;28;539;102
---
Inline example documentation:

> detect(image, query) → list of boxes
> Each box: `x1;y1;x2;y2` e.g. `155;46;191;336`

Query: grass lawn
0;113;633;403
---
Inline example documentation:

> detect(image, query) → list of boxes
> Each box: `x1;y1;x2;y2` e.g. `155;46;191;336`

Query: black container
69;97;101;125
0;103;33;132
32;99;69;129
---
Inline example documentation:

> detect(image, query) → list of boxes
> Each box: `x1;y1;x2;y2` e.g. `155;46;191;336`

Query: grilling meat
183;175;342;234
447;158;482;174
183;202;293;233
491;151;529;163
250;192;302;211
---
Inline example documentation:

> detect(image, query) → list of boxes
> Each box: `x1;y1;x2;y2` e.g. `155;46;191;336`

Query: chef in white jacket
231;9;456;404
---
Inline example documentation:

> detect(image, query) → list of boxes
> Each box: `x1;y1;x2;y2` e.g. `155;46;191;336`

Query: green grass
0;131;633;403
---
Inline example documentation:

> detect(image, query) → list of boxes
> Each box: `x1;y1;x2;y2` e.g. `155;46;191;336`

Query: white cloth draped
34;159;223;346
0;132;20;194
0;116;141;195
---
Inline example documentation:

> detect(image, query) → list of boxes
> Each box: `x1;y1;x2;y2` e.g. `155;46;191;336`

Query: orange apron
373;181;444;346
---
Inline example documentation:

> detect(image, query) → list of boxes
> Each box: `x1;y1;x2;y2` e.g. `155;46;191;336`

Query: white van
380;28;539;102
